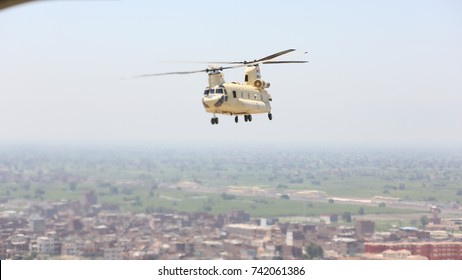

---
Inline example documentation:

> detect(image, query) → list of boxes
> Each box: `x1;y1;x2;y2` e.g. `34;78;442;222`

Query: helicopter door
222;88;228;102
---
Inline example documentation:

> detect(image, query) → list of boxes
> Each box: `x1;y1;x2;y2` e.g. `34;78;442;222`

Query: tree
289;177;304;184
221;192;236;200
34;188;45;197
304;242;324;260
69;182;77;192
110;186;119;195
420;215;430;227
22;182;31;191
342;211;352;223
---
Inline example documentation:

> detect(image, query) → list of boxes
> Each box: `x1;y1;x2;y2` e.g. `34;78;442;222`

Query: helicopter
135;49;307;125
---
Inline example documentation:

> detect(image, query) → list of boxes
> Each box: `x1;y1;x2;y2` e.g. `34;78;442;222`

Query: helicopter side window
223;88;228;101
232;91;236;98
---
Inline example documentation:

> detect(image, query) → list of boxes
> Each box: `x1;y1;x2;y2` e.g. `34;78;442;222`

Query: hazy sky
0;0;461;148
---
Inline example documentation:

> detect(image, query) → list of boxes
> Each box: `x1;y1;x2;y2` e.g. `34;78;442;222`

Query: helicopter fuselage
201;65;274;124
202;83;272;116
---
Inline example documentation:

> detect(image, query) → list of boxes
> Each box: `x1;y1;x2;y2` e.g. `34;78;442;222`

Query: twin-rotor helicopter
135;49;307;125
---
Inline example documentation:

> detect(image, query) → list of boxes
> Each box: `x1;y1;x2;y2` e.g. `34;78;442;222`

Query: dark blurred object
0;0;35;10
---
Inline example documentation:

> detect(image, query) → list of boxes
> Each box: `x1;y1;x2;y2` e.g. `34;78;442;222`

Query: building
104;246;124;260
35;234;61;256
362;249;428;260
355;220;375;239
430;205;441;225
224;224;273;241
364;242;462;260
29;215;46;234
329;237;361;256
83;190;98;208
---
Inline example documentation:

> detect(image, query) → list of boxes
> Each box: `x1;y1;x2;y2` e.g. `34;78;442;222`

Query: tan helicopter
135;49;307;125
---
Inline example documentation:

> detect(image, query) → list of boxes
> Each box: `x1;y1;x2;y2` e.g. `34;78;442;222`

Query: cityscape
1;145;461;260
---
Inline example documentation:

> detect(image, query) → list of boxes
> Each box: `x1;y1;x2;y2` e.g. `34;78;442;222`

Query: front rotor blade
132;69;208;78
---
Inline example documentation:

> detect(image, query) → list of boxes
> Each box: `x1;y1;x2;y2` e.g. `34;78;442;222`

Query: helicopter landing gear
211;117;219;125
268;113;272;120
234;116;239;123
244;114;252;122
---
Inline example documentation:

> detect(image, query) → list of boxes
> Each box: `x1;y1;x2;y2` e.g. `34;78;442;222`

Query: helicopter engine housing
253;79;270;89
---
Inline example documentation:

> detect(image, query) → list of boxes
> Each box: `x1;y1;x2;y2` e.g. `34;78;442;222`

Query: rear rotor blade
159;49;304;66
263;60;308;64
256;49;296;63
213;49;304;65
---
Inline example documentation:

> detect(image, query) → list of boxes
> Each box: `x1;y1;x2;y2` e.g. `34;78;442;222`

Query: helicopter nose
202;94;224;108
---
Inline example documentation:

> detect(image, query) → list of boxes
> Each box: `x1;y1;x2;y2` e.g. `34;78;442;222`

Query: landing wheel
244;115;248;122
268;113;272;120
211;117;219;125
248;115;252;122
235;116;238;123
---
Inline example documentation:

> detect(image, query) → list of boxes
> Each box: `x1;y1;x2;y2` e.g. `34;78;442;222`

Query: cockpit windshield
204;87;225;95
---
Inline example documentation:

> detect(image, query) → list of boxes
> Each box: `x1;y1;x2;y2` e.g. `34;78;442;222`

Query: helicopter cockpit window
209;88;215;94
204;89;209;95
215;88;224;94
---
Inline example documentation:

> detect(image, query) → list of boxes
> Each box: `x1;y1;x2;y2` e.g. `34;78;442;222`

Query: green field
1;145;460;223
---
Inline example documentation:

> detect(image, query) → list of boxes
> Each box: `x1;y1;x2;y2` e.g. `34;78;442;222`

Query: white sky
0;0;461;148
